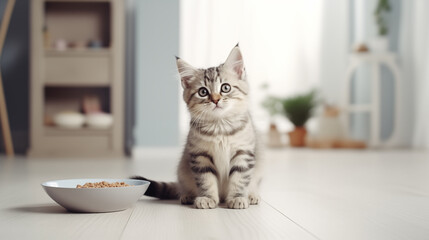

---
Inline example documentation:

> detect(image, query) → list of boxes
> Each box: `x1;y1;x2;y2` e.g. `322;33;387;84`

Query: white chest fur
209;125;256;197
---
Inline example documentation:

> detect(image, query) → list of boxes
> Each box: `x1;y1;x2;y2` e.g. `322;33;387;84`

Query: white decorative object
344;52;401;147
267;124;283;148
370;37;389;52
54;39;67;51
317;116;345;141
42;179;149;213
53;112;85;128
86;113;113;129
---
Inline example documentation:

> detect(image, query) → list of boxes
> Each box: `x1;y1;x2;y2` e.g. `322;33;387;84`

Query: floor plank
120;197;316;240
261;149;429;240
0;158;134;240
1;149;428;240
0;204;133;240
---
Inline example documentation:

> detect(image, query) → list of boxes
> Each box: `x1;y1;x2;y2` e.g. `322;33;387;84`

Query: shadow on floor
138;198;181;206
138;198;238;209
9;204;131;214
9;204;68;214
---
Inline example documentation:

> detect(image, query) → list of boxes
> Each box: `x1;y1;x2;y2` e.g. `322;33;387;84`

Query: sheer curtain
399;0;429;148
179;0;347;135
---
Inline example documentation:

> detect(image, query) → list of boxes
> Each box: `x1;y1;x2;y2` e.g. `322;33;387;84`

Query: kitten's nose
210;93;221;105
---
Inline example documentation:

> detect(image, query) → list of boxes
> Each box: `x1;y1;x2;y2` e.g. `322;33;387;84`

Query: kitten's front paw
194;196;217;209
248;193;260;205
227;197;249;209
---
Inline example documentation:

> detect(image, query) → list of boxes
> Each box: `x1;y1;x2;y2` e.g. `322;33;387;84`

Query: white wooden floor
1;149;429;240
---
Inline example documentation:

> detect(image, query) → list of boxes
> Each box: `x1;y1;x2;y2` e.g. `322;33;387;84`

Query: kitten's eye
198;87;209;97
221;83;231;93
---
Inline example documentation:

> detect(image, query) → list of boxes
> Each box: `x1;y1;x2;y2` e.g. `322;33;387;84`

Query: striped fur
133;45;263;209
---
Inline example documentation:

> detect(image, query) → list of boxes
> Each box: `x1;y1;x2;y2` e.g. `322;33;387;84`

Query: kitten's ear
176;56;196;88
224;43;244;79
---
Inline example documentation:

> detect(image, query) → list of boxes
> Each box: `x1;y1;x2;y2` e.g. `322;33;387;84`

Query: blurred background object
262;91;317;147
306;105;366;149
0;0;428;156
344;51;401;147
28;0;124;157
371;0;391;52
0;0;15;157
281;91;317;147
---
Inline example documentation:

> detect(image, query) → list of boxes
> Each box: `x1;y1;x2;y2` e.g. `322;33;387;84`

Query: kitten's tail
130;176;180;200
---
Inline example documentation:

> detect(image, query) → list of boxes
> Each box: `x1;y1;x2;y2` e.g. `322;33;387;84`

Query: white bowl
42;179;150;213
53;112;85;129
86;113;113;129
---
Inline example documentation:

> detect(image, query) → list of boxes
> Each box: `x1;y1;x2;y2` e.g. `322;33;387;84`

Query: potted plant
372;0;391;52
281;91;317;147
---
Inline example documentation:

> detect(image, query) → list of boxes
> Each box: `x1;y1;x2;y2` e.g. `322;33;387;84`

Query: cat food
76;181;132;188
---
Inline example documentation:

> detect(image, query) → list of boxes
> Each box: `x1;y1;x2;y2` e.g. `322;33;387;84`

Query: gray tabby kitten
133;44;262;209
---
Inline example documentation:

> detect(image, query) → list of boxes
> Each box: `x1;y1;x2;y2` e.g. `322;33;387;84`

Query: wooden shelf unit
29;0;125;157
44;126;111;136
45;49;111;57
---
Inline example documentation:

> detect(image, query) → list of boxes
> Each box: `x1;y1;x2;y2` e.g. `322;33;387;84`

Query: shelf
45;126;111;136
44;82;111;87
45;2;111;48
349;52;397;61
44;54;110;85
44;87;111;124
30;0;124;157
45;49;111;57
45;0;112;2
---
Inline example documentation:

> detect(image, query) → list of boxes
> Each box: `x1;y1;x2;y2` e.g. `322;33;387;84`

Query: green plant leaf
374;0;391;36
281;90;317;127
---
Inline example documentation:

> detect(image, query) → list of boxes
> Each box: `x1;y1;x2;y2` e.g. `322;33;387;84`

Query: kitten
132;44;263;209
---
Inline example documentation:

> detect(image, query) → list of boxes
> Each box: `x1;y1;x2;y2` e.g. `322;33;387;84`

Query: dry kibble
76;181;132;188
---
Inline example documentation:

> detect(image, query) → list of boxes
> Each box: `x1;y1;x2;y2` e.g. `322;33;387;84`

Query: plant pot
288;127;307;147
370;37;389;52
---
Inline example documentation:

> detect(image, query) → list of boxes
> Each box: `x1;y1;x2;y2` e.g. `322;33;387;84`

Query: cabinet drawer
45;56;109;85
